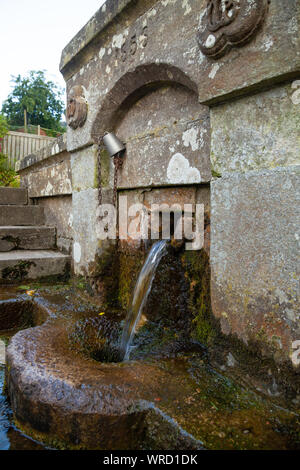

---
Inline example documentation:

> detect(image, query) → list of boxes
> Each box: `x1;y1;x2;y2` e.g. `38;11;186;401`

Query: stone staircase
0;188;71;283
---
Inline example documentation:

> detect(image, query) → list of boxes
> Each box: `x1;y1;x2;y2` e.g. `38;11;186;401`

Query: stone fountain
1;0;299;450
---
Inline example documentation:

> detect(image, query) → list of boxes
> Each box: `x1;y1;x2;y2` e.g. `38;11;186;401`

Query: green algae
156;356;300;450
118;250;145;310
182;249;216;346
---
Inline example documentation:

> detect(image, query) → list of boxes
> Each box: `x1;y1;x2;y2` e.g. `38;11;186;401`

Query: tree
1;71;65;133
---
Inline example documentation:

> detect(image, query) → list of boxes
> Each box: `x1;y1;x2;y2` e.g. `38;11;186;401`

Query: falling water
120;240;168;361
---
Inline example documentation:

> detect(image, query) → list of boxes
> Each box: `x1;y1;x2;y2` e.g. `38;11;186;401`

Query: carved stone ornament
66;85;88;130
198;0;270;59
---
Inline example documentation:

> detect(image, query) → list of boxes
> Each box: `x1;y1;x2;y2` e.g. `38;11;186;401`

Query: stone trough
3;289;203;450
1;286;300;450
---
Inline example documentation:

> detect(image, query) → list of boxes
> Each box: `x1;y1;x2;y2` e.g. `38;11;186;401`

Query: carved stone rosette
66;85;88;130
198;0;270;59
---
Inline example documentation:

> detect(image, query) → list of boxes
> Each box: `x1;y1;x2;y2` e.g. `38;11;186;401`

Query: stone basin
1;286;300;450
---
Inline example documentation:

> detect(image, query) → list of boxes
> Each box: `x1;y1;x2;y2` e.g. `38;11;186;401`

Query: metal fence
0;131;56;169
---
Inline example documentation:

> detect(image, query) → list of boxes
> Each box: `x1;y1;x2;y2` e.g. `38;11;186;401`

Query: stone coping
60;0;132;74
16;134;67;172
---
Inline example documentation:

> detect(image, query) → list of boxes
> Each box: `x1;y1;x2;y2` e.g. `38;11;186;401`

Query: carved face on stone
198;0;270;59
66;85;88;130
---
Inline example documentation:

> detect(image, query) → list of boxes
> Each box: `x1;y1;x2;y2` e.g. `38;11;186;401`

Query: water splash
120;240;168;361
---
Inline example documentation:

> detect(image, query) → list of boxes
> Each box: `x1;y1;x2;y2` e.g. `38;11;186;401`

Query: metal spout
103;132;126;157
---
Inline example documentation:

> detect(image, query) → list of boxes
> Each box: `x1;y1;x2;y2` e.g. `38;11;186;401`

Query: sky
0;0;106;108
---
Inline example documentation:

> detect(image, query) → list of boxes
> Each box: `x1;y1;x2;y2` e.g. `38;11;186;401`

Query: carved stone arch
92;62;211;190
91;63;198;142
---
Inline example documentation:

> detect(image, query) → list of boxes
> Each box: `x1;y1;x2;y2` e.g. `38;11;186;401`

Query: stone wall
211;166;300;363
58;0;299;379
17;135;73;254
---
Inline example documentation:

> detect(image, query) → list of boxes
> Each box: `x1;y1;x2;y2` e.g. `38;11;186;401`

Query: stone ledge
0;188;27;206
59;0;133;74
0;226;56;252
16;134;67;172
0;206;45;227
0;251;71;282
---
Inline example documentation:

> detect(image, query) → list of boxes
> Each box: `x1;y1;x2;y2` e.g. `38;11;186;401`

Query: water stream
120;240;168;360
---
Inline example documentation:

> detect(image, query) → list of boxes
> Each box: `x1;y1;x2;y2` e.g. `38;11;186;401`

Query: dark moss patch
88;243;121;309
1;235;20;249
182;249;215;346
143;244;190;327
118;248;145;311
68;313;124;363
2;261;36;282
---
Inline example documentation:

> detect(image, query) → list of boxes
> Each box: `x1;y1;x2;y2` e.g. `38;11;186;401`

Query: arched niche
92;63;211;189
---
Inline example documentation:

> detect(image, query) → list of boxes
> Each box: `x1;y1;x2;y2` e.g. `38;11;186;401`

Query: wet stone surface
0;340;5;365
0;365;47;450
0;285;299;450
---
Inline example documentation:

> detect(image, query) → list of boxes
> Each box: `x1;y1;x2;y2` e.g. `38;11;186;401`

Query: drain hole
91;344;123;363
69;315;124;363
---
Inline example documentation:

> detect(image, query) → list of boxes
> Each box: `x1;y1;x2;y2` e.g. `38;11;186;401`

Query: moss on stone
2;261;36;281
211;169;222;178
118;249;144;310
182;250;215;346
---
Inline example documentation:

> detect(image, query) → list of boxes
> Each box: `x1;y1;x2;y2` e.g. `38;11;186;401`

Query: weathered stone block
71;145;98;192
72;188;100;273
0;206;45;226
0;227;56;251
19;152;72;198
16;134;73;255
0;250;71;282
211;166;300;365
0;239;15;252
197;0;300;104
116;85;211;188
0;188;27;206
211;82;300;174
38;197;73;254
144;186;197;208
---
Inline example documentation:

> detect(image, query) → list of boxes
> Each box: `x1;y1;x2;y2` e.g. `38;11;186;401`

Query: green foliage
0;114;8;139
0;165;20;187
2;71;65;133
0;114;18;186
0;115;19;186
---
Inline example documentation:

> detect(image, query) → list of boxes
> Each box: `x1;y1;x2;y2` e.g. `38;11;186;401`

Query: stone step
0;188;28;206
0;206;45;226
0;250;71;282
0;226;56;252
